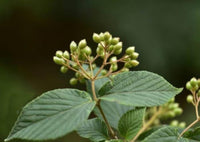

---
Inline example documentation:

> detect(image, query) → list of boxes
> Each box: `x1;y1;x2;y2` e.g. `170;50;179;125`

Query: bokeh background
1;0;200;141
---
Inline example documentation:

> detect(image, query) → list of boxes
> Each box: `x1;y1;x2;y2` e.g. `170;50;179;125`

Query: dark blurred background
1;0;200;141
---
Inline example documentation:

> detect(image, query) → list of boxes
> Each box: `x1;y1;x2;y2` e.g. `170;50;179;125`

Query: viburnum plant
5;32;200;142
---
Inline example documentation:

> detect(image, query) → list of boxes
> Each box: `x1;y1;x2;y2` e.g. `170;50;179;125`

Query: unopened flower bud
130;52;139;60
60;66;68;73
101;69;107;75
109;56;117;63
92;64;96;69
111;37;120;45
186;95;193;103
99;32;104;41
70;41;77;52
63;51;70;59
93;33;101;43
56;50;63;58
53;56;65;65
104;31;111;41
121;67;129;72
78;39;87;49
174;108;183;115
69;78;78;85
126;46;135;55
82;46;92;56
197;79;200;87
130;60;139;67
113;48;122;55
179;122;186;128
186;82;192;90
114;42;122;50
170;120;178;127
190;77;197;87
110;63;118;71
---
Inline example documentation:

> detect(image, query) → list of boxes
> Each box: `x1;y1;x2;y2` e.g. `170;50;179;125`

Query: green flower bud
179;122;186;128
123;55;131;61
174;108;183;115
53;56;65;65
126;46;135;55
75;72;81;78
130;60;139;67
113;48;122;55
186;82;192;90
56;50;63;58
170;120;179;127
108;45;114;51
114;42;122;50
124;62;132;68
60;66;68;73
70;41;77;52
186;95;193;103
110;63;118;71
109;56;117;63
99;32;104;41
69;78;78;85
104;31;111;41
72;63;79;70
78;39;87;49
168;97;175;103
130;52;139;60
167;111;176;118
101;69;107;75
121;67;129;72
79;78;85;84
192;85;199;91
92;64;96;69
63;50;70;59
190;77;197;87
96;47;104;56
93;33;101;43
82;46;92;56
111;37;120;45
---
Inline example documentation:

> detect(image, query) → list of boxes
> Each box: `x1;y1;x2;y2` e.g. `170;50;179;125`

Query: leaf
142;126;197;142
99;71;182;107
118;108;145;140
183;126;200;141
105;140;123;142
94;100;134;130
77;118;108;142
5;89;95;141
138;126;162;141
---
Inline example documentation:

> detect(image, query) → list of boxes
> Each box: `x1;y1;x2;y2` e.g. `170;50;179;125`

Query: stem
179;119;199;138
97;102;117;139
91;79;117;139
131;107;162;142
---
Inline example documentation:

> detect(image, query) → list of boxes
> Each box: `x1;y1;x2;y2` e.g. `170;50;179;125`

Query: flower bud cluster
53;31;140;85
185;77;200;104
160;98;183;119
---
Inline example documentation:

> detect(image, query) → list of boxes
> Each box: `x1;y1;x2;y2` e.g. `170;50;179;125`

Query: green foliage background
0;0;200;141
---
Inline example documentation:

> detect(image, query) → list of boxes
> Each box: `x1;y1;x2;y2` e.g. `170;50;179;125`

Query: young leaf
118;108;145;140
99;71;182;107
77;118;109;142
5;89;95;141
94;100;134;130
142;126;195;142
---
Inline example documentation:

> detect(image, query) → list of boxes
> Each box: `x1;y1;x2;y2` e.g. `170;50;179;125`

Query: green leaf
99;71;182;107
142;126;196;142
118;108;145;140
183;126;200;141
77;118;108;142
94;100;134;130
5;89;95;141
105;140;123;142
